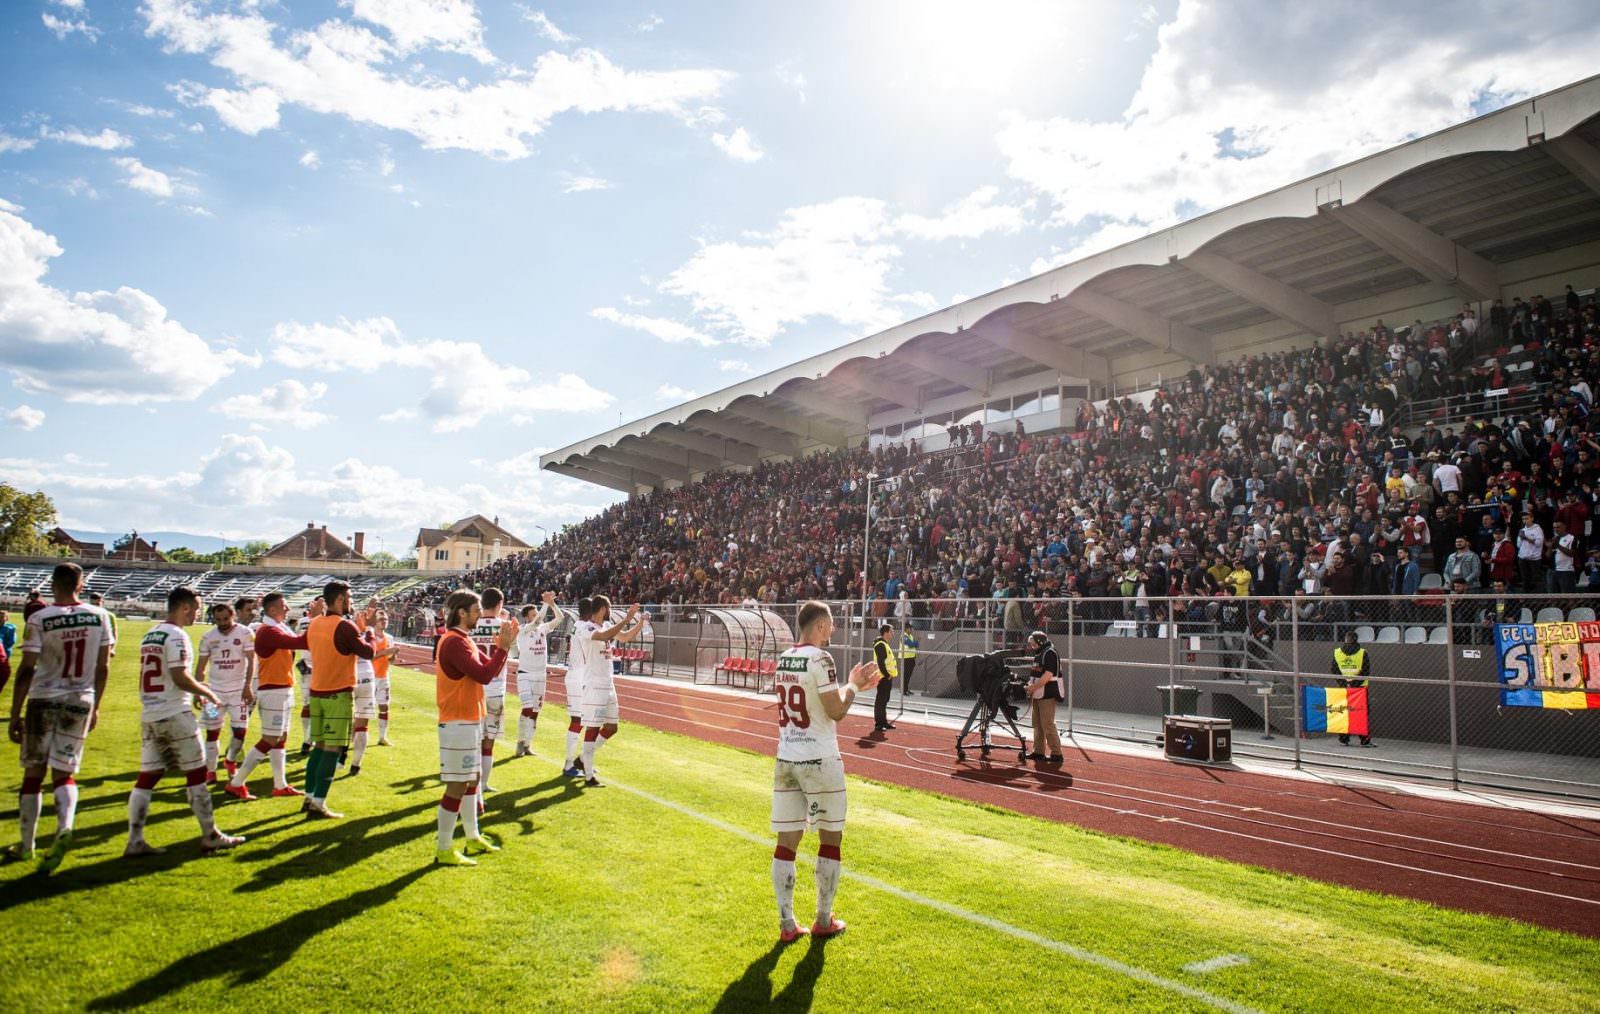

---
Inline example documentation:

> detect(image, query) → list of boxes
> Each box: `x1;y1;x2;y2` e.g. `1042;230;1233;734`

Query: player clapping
576;596;646;789
433;590;518;866
513;591;562;757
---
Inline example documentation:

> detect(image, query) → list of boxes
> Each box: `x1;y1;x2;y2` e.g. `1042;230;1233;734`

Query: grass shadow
711;936;827;1013
88;865;436;1010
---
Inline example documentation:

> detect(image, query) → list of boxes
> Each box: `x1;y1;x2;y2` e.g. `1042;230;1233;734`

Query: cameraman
1024;631;1064;764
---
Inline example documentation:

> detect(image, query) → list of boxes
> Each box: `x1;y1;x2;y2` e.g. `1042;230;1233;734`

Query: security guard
1330;629;1373;747
899;628;918;696
872;622;897;732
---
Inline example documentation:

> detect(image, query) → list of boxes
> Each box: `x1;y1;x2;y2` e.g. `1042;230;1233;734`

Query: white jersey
139;621;195;722
585;621;615;691
568;619;595;688
774;644;842;763
296;614;314;673
514;606;561;678
198;625;255;694
21;602;117;703
471;613;511;697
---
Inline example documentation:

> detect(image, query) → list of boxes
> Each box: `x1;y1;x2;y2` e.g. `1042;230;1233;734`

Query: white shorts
517;670;546;712
256;685;296;739
202;688;250;730
353;677;377;720
481;696;504;741
580;686;619;728
20;697;93;774
771;756;848;832
140;712;205;773
564;670;585;714
374;679;391;708
438;720;482;782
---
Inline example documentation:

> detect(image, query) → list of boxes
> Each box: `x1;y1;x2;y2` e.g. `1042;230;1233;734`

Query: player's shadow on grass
712;937;827;1013
87;864;437;1011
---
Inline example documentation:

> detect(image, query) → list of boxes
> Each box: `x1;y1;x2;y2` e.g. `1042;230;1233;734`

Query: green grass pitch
2;620;1597;1012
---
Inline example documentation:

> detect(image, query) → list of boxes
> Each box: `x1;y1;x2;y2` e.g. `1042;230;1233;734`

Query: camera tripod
955;693;1029;762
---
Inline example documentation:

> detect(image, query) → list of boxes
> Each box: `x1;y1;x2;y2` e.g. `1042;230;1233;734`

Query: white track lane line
614;681;1600;877
525;752;1262;1014
599;691;1600;910
615;676;1600;853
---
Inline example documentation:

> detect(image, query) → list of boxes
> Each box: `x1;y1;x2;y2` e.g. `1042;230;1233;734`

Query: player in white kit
296;595;324;754
469;587;513;802
7;563;115;873
576;595;647;788
346;604;396;776
513;591;563;757
561;598;595;777
124;586;245;857
196;602;256;784
769;601;879;943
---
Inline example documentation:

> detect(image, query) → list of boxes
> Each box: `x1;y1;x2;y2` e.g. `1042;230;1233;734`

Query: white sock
479;751;494;794
437;801;459;851
19;791;41;851
301;715;311;741
350;731;368;769
462;789;481;838
226;735;245;764
204;739;219;772
233;748;267;787
565;729;580;764
127;787;152;843
772;853;797;928
518;714;535;745
815;854;842;923
378;718;389;739
269;748;288;789
580;736;598;778
186;783;217;837
53;782;79;834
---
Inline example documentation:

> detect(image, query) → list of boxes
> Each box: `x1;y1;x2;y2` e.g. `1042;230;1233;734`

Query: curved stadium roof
546;74;1600;493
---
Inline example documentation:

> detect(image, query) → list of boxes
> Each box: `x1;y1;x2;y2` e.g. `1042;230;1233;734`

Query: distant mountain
64;530;257;556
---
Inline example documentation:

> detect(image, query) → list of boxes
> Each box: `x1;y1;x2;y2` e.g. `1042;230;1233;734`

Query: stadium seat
1403;626;1427;644
760;659;777;676
1375;626;1401;643
1418;573;1444;590
1354;625;1376;643
1535;607;1565;624
1517;608;1535;624
1427;627;1449;644
1567;607;1596;623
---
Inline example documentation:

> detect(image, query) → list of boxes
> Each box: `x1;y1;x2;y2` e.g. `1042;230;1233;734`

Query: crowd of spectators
388;292;1598;644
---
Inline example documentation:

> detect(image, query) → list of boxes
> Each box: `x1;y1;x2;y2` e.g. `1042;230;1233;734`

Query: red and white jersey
514;605;562;678
584;620;615;692
21;601;116;703
470;612;512;697
139;621;195;722
568;619;596;684
198;624;255;694
774;644;841;763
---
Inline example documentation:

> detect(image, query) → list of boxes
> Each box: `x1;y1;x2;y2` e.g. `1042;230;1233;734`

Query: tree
164;546;203;564
365;550;404;569
242;540;272;561
0;483;59;556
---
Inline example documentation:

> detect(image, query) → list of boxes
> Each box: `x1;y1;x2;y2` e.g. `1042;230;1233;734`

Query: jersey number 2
776;684;810;729
141;653;164;694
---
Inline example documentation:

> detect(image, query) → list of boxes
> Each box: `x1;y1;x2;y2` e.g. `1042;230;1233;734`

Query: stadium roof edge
545;73;1600;490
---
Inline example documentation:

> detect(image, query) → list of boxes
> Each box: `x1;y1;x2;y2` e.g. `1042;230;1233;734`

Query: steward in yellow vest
1330;630;1372;746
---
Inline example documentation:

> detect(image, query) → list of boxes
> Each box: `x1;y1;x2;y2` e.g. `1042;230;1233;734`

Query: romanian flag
1303;685;1369;736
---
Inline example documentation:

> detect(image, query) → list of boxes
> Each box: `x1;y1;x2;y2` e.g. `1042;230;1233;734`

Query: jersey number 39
775;684;810;729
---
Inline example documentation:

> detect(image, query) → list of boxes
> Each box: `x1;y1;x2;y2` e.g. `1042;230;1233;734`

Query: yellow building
414;515;530;573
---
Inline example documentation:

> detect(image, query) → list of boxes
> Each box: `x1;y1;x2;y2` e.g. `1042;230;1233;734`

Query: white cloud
717;359;751;374
346;0;496;63
39;126;133;150
997;0;1600;255
590;307;718;347
42;11;99;42
5;405;45;431
660;197;907;346
561;174;611;193
636;14;663;32
711;126;763;162
0;202;246;404
111;156;195;199
116;102;175;119
200;86;282;134
141;1;732;160
379;407;418;423
518;6;575;45
893;185;1027;241
0;134;38;154
269;316;614;431
60;177;99;199
656;384;699;401
52;0;87;8
775;64;806;103
212;379;334;428
299;149;321;169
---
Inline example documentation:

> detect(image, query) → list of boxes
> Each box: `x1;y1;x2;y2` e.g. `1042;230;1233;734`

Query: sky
2;0;1599;558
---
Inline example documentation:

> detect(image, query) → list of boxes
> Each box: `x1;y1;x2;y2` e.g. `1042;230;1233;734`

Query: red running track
396;648;1600;937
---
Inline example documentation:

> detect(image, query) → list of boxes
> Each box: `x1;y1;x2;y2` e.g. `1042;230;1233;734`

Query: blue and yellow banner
1495;622;1600;709
1303;686;1369;736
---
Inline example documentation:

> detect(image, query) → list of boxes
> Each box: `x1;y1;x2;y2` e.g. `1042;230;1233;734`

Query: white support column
1066;287;1214;365
1329;200;1499;301
1183;251;1339;340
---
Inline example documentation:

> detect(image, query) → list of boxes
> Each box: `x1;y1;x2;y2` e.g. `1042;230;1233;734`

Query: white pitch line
1184;954;1252;974
586;769;1261;1014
